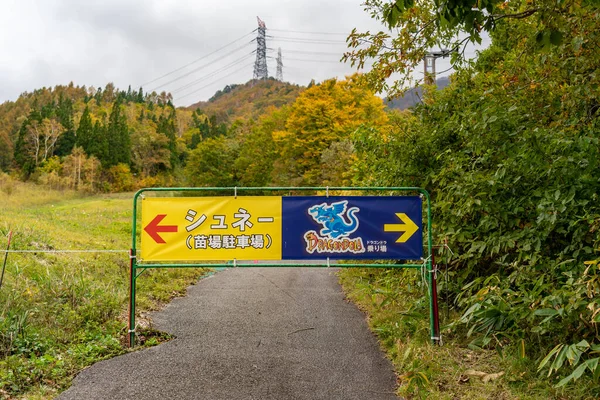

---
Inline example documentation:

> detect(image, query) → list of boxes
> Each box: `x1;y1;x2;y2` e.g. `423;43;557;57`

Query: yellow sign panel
141;197;282;261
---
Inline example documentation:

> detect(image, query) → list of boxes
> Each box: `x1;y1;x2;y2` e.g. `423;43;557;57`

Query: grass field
0;176;208;399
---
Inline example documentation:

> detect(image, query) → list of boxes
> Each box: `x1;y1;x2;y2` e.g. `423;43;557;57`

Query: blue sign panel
281;196;422;260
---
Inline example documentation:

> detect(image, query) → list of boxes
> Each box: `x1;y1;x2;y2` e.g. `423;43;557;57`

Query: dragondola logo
304;200;365;254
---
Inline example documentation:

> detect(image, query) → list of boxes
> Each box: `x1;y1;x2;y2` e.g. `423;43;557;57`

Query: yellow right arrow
384;213;419;243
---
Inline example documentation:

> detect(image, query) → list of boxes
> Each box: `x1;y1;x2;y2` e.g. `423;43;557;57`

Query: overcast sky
0;0;477;107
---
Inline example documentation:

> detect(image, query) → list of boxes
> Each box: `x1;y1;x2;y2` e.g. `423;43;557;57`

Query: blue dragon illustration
308;200;360;239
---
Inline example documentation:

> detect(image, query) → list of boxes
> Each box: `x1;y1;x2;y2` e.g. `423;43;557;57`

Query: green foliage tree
87;120;109;163
76;106;93;152
54;93;76;156
350;0;600;389
234;108;288;186
157;108;179;169
105;97;131;167
185;136;237;187
343;0;599;98
130;124;171;177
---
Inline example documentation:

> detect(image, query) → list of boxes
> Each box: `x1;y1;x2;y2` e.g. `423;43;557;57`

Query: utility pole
276;48;283;81
253;17;268;81
423;49;451;86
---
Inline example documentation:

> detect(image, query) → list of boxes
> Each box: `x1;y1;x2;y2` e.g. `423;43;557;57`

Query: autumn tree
62;146;101;190
130;124;171;177
343;0;595;98
0;131;13;171
272;76;388;186
24;118;65;167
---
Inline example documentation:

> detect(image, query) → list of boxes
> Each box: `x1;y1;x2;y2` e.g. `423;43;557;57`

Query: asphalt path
59;267;398;399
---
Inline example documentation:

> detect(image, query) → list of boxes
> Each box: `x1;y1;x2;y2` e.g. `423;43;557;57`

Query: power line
172;53;255;94
268;28;348;36
284;49;345;56
140;31;255;88
148;41;253;92
268;36;347;45
284;57;344;64
175;63;253;102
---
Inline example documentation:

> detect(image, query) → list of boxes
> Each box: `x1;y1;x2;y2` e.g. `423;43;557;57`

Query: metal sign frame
129;187;439;347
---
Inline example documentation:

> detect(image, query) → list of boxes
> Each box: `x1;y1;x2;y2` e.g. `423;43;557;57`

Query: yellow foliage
272;75;388;186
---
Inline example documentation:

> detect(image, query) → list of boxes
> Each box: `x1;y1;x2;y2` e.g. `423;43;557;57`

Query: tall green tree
234;108;288;186
105;97;131;166
54;93;76;156
76;106;93;152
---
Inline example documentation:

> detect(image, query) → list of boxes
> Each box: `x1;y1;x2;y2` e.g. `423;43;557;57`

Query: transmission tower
253;17;268;81
276;48;283;81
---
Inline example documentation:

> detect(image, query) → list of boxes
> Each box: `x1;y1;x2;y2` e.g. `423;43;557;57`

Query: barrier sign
130;187;439;349
141;196;422;261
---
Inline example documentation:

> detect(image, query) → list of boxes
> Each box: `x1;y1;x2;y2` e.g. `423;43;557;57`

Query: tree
349;0;600;387
76;106;93;151
24;118;65;167
62;147;101;191
0;131;13;171
105;97;131;167
343;0;598;98
157;109;179;169
272;76;388;186
54;92;76;156
185;136;237;187
130;124;171;177
234;108;288;186
87;120;109;163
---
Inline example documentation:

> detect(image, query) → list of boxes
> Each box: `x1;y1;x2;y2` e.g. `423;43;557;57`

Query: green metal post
129;191;143;347
421;190;438;345
128;249;136;347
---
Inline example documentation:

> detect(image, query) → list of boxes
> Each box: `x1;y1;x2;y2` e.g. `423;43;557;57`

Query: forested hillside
0;79;308;191
188;79;304;124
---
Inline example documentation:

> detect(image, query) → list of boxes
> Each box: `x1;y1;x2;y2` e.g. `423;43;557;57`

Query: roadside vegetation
0;175;208;399
339;0;600;398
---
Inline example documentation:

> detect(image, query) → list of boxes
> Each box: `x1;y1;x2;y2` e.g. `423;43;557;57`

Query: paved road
59;267;398;400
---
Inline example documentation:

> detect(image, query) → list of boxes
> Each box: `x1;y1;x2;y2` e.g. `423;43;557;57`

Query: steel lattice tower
253;17;268;81
276;47;283;81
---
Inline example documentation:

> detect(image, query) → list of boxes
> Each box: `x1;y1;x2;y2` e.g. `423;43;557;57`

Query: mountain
385;76;450;110
187;78;304;124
